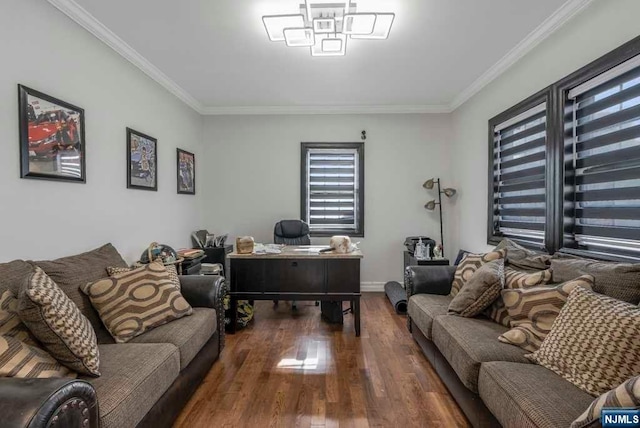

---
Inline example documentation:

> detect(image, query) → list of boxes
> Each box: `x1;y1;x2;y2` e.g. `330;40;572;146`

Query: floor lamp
423;178;456;254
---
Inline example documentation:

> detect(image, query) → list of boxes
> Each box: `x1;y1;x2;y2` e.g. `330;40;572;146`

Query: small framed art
127;128;157;191
18;85;86;182
177;148;195;195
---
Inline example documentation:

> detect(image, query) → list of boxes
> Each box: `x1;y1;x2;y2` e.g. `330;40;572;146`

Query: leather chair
274;220;311;246
273;220;312;310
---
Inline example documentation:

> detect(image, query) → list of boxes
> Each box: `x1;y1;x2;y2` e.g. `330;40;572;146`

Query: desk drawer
265;259;325;293
327;259;360;293
230;259;264;293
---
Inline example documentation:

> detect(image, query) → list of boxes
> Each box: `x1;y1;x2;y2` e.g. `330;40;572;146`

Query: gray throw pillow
448;259;504;317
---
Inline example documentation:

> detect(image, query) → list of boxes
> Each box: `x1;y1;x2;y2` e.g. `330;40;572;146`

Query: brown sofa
405;257;640;428
0;244;226;428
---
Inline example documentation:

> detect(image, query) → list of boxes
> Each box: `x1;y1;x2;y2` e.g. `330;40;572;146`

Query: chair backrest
274;220;311;245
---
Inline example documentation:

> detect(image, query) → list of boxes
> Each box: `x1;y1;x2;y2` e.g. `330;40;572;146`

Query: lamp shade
424;200;437;210
423;178;435;189
442;188;457;198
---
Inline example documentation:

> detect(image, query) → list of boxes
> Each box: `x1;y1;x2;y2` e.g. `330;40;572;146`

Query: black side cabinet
203;245;233;277
403;251;449;271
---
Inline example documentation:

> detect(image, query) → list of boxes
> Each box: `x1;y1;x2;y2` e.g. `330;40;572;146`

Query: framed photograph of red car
127;127;157;191
18;85;86;183
176;148;195;195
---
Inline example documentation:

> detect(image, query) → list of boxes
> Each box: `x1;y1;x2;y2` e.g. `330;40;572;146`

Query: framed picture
177;148;195;195
18;85;86;182
126;128;157;191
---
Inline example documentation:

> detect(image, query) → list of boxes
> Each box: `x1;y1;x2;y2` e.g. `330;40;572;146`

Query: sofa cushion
407;294;452;340
432;315;531;393
81;262;192;343
494;238;553;270
0;260;33;296
479;361;594;428
448;259;504;317
450;249;506;297
551;257;640;304
498;275;594;352
526;286;640;396
33;243;128;344
130;307;216;369
18;267;100;376
85;343;180;428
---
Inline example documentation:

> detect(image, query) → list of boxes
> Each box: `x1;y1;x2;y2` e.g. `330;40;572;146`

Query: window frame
300;142;365;238
487;87;554;252
486;34;640;261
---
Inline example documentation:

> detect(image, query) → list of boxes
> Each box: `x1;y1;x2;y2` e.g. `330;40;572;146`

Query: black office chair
273;220;313;310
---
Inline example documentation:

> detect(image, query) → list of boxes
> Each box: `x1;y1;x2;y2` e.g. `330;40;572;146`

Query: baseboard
361;282;387;292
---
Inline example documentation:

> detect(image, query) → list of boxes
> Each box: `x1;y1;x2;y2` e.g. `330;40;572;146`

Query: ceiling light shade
342;13;376;35
284;28;315;47
424;200;437;211
262;15;305;42
350;13;395;39
443;188;457;198
311;34;347;57
422;178;435;189
313;18;336;34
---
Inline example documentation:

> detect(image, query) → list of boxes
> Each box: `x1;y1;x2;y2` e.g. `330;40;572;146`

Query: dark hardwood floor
174;293;469;428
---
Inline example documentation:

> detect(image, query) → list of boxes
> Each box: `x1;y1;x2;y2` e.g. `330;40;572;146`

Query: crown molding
449;0;594;111
46;0;205;114
201;104;451;115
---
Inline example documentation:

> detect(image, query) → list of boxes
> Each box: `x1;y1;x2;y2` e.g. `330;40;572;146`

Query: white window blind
566;54;640;257
492;102;547;246
306;148;360;232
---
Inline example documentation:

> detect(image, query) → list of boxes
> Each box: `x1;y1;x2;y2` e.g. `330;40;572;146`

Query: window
488;90;551;250
562;54;640;259
487;35;640;261
301;142;364;237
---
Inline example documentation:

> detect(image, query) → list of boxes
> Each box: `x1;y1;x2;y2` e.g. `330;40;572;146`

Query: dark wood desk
228;246;363;336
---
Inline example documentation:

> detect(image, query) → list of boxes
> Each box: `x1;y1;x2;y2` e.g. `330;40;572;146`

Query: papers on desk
253;244;284;254
292;246;330;253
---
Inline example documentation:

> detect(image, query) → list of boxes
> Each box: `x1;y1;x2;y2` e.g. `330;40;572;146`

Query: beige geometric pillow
526;286;640;396
0;334;75;378
82;262;192;344
448;259;504;317
450;249;506;297
485;267;553;327
498;275;594;351
0;291;76;378
571;376;640;428
18;267;100;376
107;263;181;291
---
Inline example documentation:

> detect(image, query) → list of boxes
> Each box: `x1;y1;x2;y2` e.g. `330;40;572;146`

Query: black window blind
566;55;640;257
492;103;547;246
306;149;359;232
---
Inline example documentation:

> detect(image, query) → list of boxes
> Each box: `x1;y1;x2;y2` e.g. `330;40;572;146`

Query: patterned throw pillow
107;263;181;291
18;267;100;376
0;291;76;378
450;250;506;297
498;275;595;351
485;267;553;327
526;286;640;396
571;376;640;428
82;262;193;343
448;259;504;317
494;238;553;270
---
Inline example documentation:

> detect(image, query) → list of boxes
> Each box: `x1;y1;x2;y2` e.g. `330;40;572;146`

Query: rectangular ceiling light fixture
342;13;376;35
311;34;346;57
350;13;395;39
284;28;315;47
313;18;336;34
263;14;305;41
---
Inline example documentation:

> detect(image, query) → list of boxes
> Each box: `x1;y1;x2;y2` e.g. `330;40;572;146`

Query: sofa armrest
0;378;98;428
405;265;456;297
179;275;227;352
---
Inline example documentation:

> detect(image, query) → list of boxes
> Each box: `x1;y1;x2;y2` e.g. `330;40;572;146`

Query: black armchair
274;220;311;245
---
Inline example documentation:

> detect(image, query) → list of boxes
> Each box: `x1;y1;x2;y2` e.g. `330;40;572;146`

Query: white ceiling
51;0;591;114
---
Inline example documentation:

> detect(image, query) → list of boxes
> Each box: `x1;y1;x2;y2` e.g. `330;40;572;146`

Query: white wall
0;0;203;263
201;114;453;285
449;0;640;255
